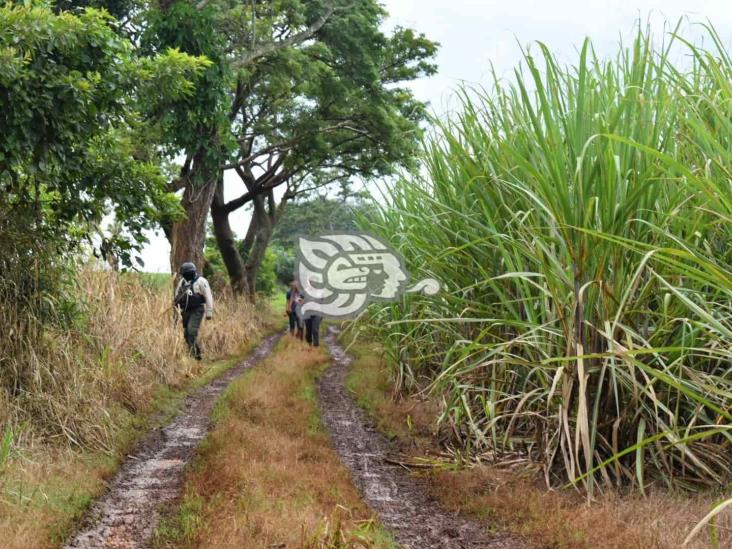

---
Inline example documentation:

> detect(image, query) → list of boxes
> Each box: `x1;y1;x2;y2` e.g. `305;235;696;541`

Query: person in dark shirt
285;281;303;337
304;313;322;347
302;276;322;347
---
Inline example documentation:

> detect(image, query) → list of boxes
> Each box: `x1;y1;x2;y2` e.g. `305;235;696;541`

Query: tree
269;196;375;285
205;195;373;288
138;0;341;273
210;3;437;297
140;0;436;295
270;195;373;248
0;3;208;292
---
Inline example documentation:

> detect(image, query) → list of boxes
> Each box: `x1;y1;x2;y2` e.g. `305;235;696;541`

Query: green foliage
227;0;438;189
0;2;209;271
0;3;211;441
271;244;295;286
0;422;24;473
272;196;374;248
255;246;277;295
54;0;137;20
269;196;376;285
362;26;732;494
142;0;230;173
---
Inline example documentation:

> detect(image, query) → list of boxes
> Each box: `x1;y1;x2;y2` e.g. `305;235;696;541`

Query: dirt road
319;328;520;549
65;333;282;549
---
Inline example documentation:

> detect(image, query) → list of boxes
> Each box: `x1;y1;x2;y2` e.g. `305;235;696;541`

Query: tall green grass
362;26;732;495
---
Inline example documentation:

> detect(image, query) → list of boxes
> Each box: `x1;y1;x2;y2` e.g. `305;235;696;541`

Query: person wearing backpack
174;262;214;360
285;280;302;337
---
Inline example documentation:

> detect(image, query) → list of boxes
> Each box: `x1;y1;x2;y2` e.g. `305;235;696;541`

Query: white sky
139;0;732;273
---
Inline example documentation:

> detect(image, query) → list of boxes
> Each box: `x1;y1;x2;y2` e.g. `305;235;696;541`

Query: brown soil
153;336;392;548
64;333;282;549
319;328;522;549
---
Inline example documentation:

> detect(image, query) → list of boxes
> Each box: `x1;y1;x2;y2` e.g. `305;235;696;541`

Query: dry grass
1;269;264;448
345;334;732;549
154;336;395;548
0;269;267;548
0;447;117;548
431;468;732;548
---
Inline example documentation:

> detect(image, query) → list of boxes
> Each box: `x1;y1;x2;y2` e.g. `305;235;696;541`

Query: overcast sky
139;0;732;273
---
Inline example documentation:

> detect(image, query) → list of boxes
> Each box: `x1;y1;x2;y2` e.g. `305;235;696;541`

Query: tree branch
222;120;366;171
231;3;336;69
223;165;294;214
288;174;346;198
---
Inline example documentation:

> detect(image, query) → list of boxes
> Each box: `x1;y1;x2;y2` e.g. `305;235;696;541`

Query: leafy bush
255;247;277;296
0;3;208;268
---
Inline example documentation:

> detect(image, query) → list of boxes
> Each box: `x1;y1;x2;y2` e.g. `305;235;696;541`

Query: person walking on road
174;262;214;360
285;281;303;337
302;276;323;347
294;294;305;341
304;313;322;347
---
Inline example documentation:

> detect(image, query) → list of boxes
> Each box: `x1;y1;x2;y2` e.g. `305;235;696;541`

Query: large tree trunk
243;193;275;301
167;150;219;273
211;175;248;293
210;180;286;301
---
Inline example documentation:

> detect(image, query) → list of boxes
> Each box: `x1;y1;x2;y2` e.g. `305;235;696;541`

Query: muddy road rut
319;328;520;549
65;333;281;549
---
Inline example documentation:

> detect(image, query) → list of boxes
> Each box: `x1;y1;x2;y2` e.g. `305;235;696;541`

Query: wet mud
65;332;282;549
319;328;521;549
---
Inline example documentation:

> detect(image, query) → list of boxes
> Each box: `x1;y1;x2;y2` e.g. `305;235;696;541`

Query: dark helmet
179;262;197;281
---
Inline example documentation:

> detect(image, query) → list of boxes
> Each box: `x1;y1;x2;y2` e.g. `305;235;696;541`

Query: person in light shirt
174;262;214;360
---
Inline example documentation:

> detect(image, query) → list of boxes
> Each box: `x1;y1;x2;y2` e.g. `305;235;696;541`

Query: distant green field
136;272;172;290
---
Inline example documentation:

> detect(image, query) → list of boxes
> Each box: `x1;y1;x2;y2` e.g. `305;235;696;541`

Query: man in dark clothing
285;281;302;337
300;276;323;347
304;314;322;347
174;262;214;359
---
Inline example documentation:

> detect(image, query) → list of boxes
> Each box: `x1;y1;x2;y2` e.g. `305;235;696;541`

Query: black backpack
175;278;206;311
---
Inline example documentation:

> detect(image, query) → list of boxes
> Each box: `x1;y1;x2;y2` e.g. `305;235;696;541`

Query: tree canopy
1;0;438;302
0;3;209;275
270;195;373;248
205;0;438;296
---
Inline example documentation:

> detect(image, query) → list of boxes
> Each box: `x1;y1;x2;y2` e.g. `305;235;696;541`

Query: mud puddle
320;328;521;549
65;332;282;549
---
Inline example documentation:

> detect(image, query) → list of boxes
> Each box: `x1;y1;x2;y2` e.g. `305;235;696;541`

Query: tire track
65;332;282;549
319;328;521;549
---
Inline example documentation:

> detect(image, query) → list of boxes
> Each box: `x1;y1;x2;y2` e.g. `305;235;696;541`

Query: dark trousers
295;314;304;340
304;315;322;347
288;310;298;335
182;306;204;359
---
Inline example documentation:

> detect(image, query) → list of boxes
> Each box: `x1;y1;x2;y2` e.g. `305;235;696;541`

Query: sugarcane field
1;0;731;547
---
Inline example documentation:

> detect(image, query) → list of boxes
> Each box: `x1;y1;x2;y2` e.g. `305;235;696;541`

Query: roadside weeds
0;356;240;549
0;286;272;549
344;334;731;549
